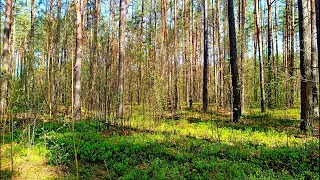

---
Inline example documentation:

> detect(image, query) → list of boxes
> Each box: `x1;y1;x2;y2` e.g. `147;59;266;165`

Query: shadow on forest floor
157;109;303;134
1;107;319;179
1;118;319;179
34;122;320;179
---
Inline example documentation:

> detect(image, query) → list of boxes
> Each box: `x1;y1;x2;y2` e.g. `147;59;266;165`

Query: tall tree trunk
203;0;209;112
117;0;127;119
47;0;54;118
29;0;35;80
212;0;217;105
74;0;83;121
87;1;98;112
289;0;295;108
310;0;318;117
254;0;265;112
317;0;320;94
94;0;100;113
189;0;193;109
240;0;246;112
154;0;157;97
53;0;62;115
27;0;35;109
267;0;273;108
298;0;313;133
217;0;223;107
253;34;257;102
228;0;241;122
173;0;178;110
1;0;12;119
167;1;172;111
183;0;188;107
274;0;279;107
284;0;289;107
0;2;2;60
138;0;144;105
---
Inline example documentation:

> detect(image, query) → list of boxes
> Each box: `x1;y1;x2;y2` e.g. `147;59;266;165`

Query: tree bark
203;0;209;112
317;0;320;95
189;0;193;109
74;0;83;121
253;34;257;102
274;0;279;107
310;0;318;117
117;0;127;119
298;0;313;133
228;0;241;122
212;0;217;105
289;0;295;107
53;0;62;115
217;0;223;107
138;0;144;105
183;0;188;107
1;0;12;118
254;0;265;112
240;0;246;112
174;0;178;110
267;0;273;108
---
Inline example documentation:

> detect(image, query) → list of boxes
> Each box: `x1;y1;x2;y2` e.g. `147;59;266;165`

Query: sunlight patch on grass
1;143;64;180
128;111;313;148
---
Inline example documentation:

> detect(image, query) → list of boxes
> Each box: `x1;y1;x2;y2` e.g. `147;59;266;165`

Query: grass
0;107;319;179
0;143;64;179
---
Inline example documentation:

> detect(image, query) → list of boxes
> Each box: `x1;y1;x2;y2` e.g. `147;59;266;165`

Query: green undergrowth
24;120;318;179
44;126;318;179
1;108;319;179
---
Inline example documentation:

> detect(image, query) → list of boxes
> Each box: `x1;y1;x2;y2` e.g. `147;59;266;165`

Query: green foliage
2;109;319;179
0;170;13;180
42;125;319;179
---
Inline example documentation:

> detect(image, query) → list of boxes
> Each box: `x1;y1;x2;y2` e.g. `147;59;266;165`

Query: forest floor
0;105;319;179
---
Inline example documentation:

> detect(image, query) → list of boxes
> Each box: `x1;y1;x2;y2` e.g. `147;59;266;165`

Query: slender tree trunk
240;0;246;112
47;0;54;118
1;0;12;119
94;0;100;114
117;0;127;119
0;2;2;61
53;0;62;115
26;0;35;111
203;0;209;112
267;0;273;108
138;0;144;105
189;0;193;109
167;1;172;111
254;0;265;112
289;0;295;107
174;0;178;110
183;0;188;107
154;0;157;96
298;0;313;133
228;0;241;122
317;0;320;94
274;0;279;107
284;0;289;107
105;21;111;127
212;0;217;105
29;0;35;83
217;0;223;107
311;0;318;117
74;0;83;121
253;35;257;102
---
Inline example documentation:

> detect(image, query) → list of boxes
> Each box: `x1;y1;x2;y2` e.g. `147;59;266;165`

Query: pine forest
0;0;319;179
